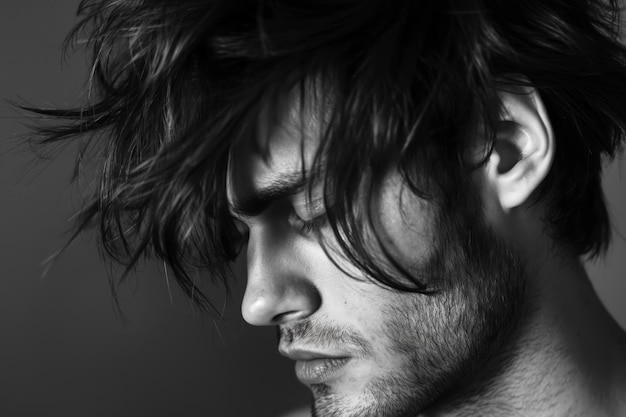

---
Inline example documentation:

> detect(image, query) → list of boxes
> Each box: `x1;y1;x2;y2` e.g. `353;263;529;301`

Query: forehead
228;90;326;198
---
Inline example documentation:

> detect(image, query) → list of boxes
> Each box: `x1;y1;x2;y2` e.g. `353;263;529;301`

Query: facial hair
283;195;529;417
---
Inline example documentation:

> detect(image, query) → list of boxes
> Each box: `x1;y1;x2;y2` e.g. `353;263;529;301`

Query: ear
485;85;555;211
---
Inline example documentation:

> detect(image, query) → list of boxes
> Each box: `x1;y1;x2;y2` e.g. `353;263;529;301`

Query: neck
427;246;626;417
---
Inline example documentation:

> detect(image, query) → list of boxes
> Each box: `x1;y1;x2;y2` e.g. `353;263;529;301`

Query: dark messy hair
28;0;626;313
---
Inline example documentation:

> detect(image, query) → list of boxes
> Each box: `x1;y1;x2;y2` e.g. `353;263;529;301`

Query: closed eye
289;210;328;235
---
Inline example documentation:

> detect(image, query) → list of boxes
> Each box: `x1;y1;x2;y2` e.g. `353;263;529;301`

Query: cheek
372;174;434;266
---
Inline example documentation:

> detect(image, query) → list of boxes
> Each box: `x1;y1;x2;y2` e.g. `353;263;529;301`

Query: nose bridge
242;224;320;326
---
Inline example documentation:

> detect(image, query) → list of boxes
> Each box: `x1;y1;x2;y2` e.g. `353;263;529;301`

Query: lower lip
295;357;351;384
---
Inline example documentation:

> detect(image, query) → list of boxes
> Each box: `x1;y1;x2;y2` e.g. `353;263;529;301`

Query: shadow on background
0;1;623;417
0;2;310;416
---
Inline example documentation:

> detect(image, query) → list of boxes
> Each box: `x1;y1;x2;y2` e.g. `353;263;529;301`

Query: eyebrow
230;173;311;218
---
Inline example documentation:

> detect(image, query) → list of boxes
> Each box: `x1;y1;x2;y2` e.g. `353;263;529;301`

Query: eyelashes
230;204;328;249
289;210;328;235
228;186;329;255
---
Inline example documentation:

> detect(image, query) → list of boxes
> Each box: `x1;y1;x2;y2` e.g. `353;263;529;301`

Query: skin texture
227;91;525;416
228;89;626;416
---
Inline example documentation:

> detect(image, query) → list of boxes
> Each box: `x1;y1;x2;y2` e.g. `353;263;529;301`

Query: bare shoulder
278;405;310;417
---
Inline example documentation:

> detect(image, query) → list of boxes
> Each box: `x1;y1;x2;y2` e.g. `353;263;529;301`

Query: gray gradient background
0;2;624;416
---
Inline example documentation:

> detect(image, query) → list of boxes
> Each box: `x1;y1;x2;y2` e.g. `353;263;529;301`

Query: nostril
271;310;310;325
241;280;322;326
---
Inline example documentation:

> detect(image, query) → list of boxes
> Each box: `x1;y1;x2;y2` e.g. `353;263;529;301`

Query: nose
241;225;321;326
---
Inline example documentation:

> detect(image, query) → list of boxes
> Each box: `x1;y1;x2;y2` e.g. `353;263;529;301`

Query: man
32;0;626;416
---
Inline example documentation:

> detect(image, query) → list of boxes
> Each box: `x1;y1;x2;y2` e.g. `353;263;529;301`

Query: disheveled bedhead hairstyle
28;0;626;313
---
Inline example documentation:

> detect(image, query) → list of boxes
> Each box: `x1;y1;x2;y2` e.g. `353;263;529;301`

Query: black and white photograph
1;1;626;416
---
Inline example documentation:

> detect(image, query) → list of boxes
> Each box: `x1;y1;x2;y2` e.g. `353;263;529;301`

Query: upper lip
279;347;349;361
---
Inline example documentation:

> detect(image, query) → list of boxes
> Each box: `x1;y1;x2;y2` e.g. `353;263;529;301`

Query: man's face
228;94;527;417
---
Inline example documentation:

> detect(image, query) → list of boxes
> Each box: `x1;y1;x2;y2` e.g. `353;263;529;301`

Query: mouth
294;357;351;384
279;348;352;384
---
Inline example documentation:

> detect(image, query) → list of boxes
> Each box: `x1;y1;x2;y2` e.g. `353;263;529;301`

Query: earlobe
486;85;555;211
